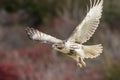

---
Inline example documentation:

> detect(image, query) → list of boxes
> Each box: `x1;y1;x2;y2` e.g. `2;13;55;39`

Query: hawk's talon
77;63;82;68
80;58;86;67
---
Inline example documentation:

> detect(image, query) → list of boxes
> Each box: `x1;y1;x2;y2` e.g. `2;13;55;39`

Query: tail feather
83;44;103;58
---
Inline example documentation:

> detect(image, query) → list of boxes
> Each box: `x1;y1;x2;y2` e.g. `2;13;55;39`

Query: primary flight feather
68;0;103;43
26;0;103;68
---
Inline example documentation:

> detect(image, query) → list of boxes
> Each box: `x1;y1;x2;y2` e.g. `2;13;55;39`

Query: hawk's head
52;41;70;54
52;41;65;50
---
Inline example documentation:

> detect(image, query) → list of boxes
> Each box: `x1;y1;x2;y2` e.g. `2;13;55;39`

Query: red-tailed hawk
26;0;103;67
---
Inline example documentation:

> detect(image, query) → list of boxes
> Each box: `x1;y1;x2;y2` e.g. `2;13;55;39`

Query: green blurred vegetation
0;0;120;25
0;0;89;23
0;0;63;23
0;0;60;23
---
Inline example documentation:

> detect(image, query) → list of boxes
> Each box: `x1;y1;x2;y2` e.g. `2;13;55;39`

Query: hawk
26;0;103;67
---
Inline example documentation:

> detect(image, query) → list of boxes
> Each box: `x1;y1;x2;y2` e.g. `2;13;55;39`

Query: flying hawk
26;0;103;67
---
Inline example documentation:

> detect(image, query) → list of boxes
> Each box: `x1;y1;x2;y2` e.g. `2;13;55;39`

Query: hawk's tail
83;44;103;58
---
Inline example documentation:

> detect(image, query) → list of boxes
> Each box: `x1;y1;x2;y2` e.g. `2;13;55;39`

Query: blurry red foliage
0;64;19;80
0;44;104;80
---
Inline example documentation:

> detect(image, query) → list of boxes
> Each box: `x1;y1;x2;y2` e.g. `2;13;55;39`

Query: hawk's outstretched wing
67;0;103;43
26;27;62;44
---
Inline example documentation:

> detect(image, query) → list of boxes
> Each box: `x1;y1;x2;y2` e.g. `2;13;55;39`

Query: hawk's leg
67;49;86;67
76;56;82;67
79;57;86;67
77;57;86;67
67;50;82;67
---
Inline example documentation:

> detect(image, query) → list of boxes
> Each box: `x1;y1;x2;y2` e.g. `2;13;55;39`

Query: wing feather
26;27;62;44
67;0;103;43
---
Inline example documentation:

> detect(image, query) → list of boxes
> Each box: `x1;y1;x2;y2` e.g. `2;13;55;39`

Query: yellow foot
81;61;86;67
80;58;86;67
77;63;82;68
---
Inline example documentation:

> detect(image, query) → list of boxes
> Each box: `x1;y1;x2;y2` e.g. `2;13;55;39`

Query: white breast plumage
75;48;85;57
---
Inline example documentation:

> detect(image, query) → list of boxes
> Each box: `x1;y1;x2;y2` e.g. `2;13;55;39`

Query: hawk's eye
54;42;64;49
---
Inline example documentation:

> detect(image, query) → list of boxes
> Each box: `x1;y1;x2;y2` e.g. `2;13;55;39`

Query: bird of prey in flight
26;0;103;67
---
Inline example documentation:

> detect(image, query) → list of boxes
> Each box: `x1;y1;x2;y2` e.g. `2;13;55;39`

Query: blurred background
0;0;120;80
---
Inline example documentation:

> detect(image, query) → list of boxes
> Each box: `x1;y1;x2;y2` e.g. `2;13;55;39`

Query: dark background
0;0;120;80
